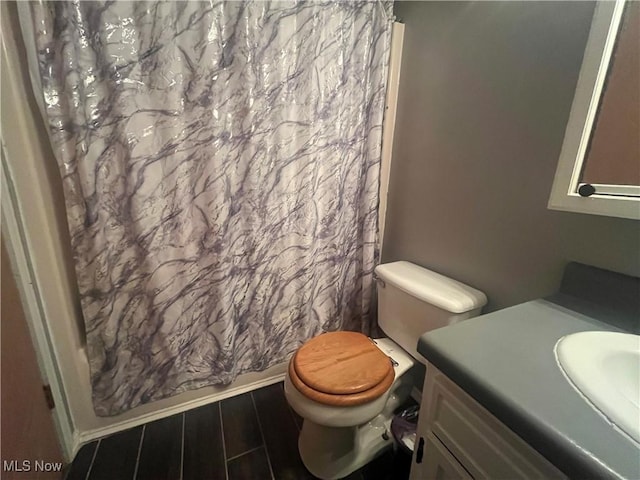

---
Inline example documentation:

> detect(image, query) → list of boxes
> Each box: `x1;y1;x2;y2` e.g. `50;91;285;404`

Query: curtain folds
28;0;392;416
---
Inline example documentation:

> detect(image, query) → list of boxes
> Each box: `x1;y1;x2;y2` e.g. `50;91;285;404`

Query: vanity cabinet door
410;384;472;480
422;432;472;480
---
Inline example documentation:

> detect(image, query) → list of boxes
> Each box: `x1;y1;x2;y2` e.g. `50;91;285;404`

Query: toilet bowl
285;334;415;428
284;261;487;480
284;336;415;479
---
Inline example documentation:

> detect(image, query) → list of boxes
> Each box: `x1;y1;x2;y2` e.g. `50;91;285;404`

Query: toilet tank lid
375;261;488;313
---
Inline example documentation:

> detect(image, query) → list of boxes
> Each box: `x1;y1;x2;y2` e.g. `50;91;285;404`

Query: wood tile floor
65;382;412;480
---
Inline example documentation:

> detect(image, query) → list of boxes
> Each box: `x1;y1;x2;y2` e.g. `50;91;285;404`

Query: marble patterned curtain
28;0;392;416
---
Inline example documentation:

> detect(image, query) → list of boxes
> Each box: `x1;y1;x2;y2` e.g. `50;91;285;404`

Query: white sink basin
555;331;640;444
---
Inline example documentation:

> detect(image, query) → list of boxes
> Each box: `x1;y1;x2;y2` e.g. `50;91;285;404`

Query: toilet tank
375;261;487;362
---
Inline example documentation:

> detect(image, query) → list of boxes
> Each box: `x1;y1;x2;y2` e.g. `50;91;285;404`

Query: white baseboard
71;369;287;457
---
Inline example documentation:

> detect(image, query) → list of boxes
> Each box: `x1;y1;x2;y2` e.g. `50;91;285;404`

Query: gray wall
384;1;640;312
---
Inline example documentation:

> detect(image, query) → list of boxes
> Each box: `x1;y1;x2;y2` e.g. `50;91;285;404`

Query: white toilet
284;261;487;480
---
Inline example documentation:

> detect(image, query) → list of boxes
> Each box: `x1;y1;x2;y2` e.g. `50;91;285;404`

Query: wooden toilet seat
289;331;395;406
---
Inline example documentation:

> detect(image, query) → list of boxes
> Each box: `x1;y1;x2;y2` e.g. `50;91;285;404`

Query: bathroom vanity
411;264;640;480
411;360;565;479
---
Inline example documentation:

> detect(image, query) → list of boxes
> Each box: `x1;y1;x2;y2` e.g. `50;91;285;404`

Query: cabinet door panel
423;432;472;480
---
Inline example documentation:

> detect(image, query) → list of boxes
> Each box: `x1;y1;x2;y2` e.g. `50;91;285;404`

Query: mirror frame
548;0;640;220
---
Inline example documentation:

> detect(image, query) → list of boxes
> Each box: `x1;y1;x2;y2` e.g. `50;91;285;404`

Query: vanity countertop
417;298;640;480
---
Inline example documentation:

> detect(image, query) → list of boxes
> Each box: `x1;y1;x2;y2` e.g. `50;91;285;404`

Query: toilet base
299;414;394;480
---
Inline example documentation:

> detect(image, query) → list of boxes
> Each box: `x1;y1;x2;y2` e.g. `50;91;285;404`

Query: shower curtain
27;0;392;416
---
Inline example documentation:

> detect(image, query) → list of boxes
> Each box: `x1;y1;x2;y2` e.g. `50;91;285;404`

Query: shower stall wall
1;0;404;458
